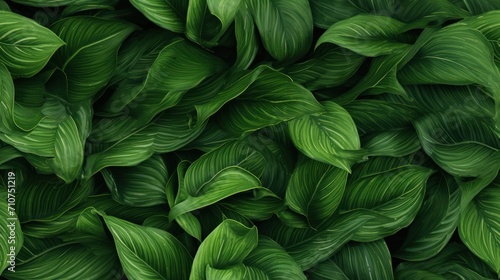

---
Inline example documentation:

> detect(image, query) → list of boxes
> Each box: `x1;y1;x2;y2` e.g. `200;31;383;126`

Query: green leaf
190;219;258;280
234;8;258;70
340;164;434;241
459;176;500;275
0;187;23;273
459;0;500;15
285;156;347;228
100;213;193;280
0;11;64;77
169;166;262;221
3;239;120;280
215;68;323;136
289;101;366;172
283;46;365;91
316;14;410;57
259;211;371;269
362;128;421;157
247;0;313;62
102;154;169;207
344;100;420;135
84;107;206;178
244;236;306;279
130;0;187;33
220;188;284;221
396;242;497;279
50;16;137;104
186;0;243;47
0;0;10;11
396;173;461;261
307;259;349;280
206;265;268;280
331;240;394;280
16;175;92;222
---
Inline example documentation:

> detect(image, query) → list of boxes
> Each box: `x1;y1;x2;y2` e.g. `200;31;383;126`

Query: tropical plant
1;0;500;279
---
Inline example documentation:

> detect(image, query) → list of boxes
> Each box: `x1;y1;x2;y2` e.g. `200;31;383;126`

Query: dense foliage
1;0;500;279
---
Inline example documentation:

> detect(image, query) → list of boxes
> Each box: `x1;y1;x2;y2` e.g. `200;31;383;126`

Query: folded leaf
190;219;258;280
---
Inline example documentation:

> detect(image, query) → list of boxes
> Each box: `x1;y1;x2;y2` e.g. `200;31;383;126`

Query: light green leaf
247;0;313;62
0;11;64;77
100;213;193;280
206;265;268;280
285;156;347;228
102;154;168;207
396;173;461;261
244;236;306;279
190;219;258;280
289;101;366;172
459;176;500;275
215;68;323;136
283;46;365;91
50;16;137;104
0;187;23;274
169;166;262;221
316;14;410;57
332;240;394;280
130;0;187;33
340;164;434;241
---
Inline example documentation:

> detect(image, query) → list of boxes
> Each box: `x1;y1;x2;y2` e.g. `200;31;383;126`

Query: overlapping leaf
130;0;188;33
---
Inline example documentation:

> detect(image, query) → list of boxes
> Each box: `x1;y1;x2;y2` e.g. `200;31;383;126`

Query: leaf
259;211;371;269
344;100;420;135
396;173;461;261
331;240;394;280
316;14;410;57
244;236;306;279
220;188;284;221
459;176;500;275
83;107;206;178
0;11;64;77
246;0;313;62
50;16;137;104
16;175;92;222
234;8;258;70
0;1;10;11
169;166;262;221
289;101;366;172
190;219;258;280
206;265;268;280
215;68;323;136
307;259;349;280
0;187;23;273
362;128;421;157
100;212;193;280
3;239;120;280
396;242;497;279
186;0;243;47
285;156;347;228
101;154;169;207
459;0;500;15
340;164;434;241
130;0;187;33
282;46;365;91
